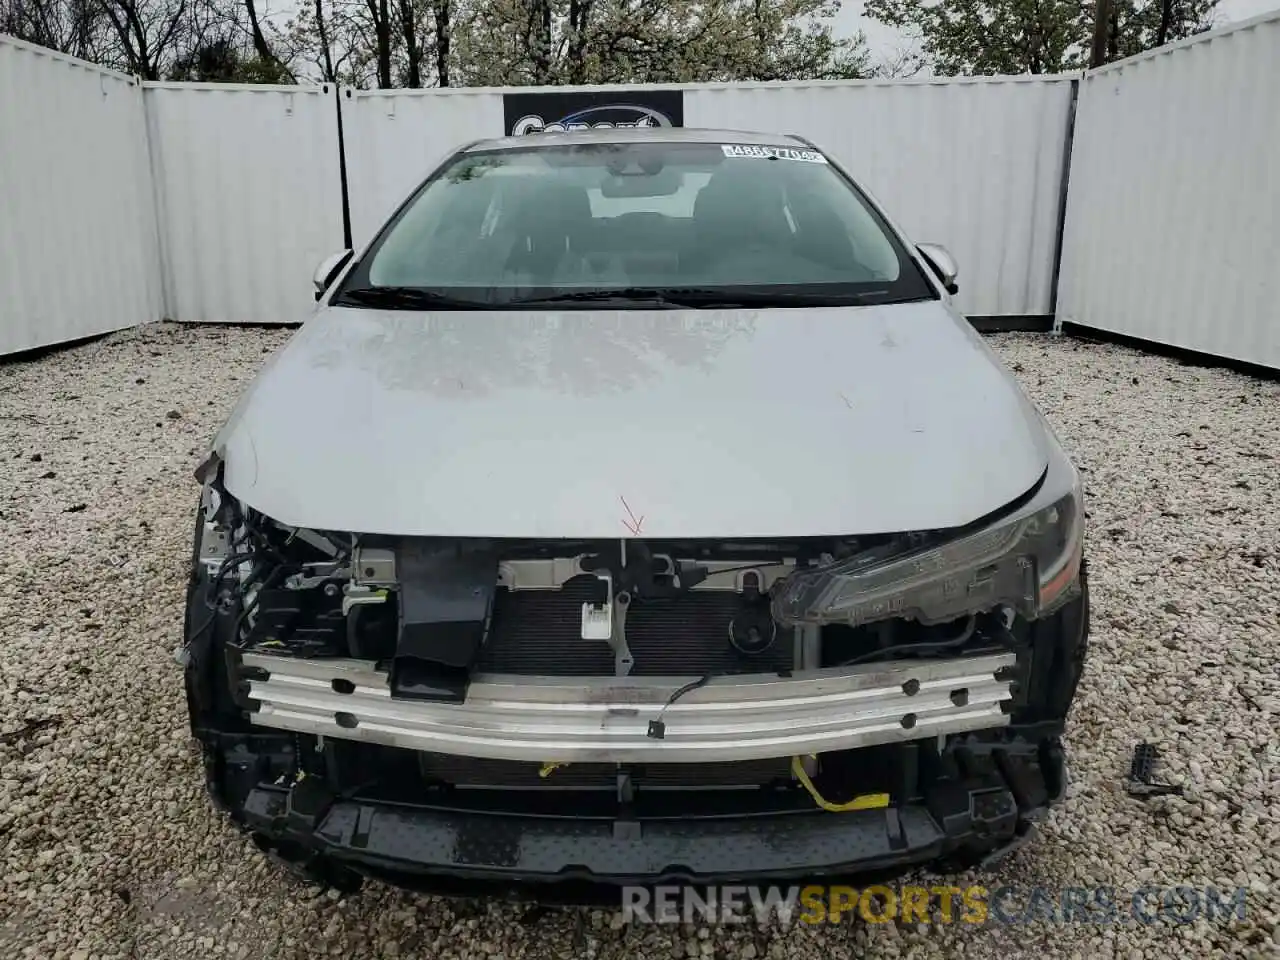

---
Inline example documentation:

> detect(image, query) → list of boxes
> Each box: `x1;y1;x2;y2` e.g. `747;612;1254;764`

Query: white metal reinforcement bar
241;652;1016;763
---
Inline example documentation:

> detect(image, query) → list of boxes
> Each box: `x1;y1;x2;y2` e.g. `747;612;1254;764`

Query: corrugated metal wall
5;40;1277;365
1056;12;1280;369
0;36;162;355
685;78;1076;318
339;79;1076;318
341;88;504;248
143;83;345;325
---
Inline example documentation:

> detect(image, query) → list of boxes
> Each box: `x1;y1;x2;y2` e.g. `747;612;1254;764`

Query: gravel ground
0;323;1277;960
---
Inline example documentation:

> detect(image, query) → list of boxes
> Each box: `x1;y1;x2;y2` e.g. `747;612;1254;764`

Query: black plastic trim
1061;322;1280;381
232;745;1056;893
969;315;1055;333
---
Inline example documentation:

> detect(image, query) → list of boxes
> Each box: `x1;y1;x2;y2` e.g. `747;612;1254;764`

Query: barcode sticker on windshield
720;144;829;163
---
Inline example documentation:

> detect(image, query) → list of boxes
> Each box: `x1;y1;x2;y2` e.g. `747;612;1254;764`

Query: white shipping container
143;83;345;325
1056;11;1280;369
0;36;162;355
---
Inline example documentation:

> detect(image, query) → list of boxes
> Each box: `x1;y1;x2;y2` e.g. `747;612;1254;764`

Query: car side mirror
313;249;354;301
916;243;959;295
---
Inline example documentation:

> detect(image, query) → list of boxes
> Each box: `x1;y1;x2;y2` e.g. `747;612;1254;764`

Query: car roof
463;127;812;153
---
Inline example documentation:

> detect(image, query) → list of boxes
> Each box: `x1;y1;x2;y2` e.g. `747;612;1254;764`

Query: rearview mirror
600;168;683;198
314;249;354;301
916;243;959;295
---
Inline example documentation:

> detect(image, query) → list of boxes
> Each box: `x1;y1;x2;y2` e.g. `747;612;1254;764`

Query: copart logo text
511;104;675;135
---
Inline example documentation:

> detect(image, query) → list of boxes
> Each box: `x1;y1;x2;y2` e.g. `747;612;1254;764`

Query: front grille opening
416;755;794;791
302;737;932;817
479;575;795;676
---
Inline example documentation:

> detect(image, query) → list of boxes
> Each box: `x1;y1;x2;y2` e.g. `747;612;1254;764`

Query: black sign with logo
502;90;684;137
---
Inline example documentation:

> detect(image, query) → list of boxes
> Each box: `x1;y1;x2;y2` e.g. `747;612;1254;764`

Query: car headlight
771;482;1084;627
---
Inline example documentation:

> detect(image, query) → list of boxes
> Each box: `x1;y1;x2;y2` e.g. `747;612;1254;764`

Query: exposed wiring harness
181;497;353;669
835;614;977;667
203;506;354;653
646;672;719;739
677;562;789;583
538;756;890;813
184;503;288;654
230;563;292;648
790;756;890;812
179;548;254;663
201;551;255;610
644;615;974;738
546;670;717;771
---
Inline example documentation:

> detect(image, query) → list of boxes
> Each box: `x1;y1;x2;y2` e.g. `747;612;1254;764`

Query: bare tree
285;0;354;81
395;0;423;85
314;0;335;77
565;0;591;82
873;43;924;78
262;0;867;85
243;0;275;63
432;0;450;84
526;0;553;82
1;0;107;59
867;0;1215;74
97;0;194;79
1155;0;1173;44
366;0;392;85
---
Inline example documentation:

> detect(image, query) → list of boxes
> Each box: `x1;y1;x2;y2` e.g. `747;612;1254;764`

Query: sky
838;0;1280;67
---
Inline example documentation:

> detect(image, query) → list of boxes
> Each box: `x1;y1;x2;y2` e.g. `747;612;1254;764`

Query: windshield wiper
506;288;691;308
337;285;926;311
334;286;498;310
509;287;907;308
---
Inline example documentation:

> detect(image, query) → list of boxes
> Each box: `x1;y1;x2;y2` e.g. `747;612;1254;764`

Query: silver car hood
214;302;1049;539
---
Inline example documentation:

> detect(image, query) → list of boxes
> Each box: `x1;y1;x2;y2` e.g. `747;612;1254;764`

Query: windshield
336;140;937;309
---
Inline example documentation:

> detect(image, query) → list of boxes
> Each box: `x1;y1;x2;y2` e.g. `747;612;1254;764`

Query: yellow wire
538;757;888;809
790;756;890;812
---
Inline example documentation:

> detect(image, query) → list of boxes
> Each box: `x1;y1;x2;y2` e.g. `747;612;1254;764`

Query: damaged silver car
182;128;1089;895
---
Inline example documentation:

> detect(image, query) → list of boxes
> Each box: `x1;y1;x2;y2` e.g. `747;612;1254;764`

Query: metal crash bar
241;651;1016;764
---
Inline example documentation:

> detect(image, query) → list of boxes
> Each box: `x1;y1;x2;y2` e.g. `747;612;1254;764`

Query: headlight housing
771;481;1084;627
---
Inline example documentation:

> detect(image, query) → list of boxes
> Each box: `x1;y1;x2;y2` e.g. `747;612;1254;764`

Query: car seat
502;181;594;285
683;166;793;277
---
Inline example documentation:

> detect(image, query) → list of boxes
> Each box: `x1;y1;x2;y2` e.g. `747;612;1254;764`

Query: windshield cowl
333;285;932;311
